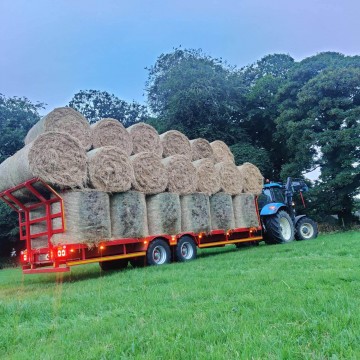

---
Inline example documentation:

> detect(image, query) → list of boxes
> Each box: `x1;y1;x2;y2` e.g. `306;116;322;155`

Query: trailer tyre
99;259;128;271
176;236;197;262
264;210;294;244
147;239;171;266
295;217;318;240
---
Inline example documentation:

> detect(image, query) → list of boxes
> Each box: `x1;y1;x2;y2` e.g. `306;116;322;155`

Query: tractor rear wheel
295;217;318;240
264;210;295;244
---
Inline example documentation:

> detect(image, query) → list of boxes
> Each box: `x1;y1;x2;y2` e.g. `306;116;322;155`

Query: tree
69;90;148;126
0;95;44;256
146;48;246;143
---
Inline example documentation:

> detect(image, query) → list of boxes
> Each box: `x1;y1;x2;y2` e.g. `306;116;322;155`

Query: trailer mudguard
260;203;286;216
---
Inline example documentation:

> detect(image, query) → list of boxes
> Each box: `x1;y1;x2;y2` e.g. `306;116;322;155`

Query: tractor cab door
257;186;285;210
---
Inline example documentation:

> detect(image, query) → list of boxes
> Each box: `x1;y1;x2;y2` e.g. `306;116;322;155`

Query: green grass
1;231;359;360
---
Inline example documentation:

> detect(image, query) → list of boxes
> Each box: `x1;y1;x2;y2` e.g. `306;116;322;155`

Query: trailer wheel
264;210;294;244
147;239;171;266
176;236;197;262
295;217;318;240
99;259;128;271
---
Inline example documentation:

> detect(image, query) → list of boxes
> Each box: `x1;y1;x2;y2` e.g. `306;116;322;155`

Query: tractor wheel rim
180;242;193;259
300;223;314;238
152;246;167;264
279;217;292;241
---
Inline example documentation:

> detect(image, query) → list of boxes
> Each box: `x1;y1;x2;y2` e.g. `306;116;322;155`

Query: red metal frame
0;178;263;274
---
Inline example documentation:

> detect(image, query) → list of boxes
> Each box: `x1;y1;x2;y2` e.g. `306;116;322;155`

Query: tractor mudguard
294;215;306;225
260;203;286;216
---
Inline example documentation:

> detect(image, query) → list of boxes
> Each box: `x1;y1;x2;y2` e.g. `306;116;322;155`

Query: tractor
257;177;318;244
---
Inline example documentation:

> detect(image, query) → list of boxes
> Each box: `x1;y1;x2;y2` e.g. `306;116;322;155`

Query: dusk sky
1;0;359;113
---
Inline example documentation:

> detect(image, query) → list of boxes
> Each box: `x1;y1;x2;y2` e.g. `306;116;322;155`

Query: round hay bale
127;122;163;156
215;161;243;195
161;155;197;195
210;140;235;163
91;118;133;154
180;193;211;234
25;107;92;150
237;162;264;195
147;193;181;235
210;192;235;231
159;130;191;158
192;158;221;195
87;146;134;192
189;138;214;161
51;190;111;245
130;152;168;194
233;194;260;228
111;191;148;239
0;132;87;192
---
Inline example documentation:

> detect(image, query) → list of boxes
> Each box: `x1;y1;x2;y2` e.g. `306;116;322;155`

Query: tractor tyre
175;236;197;262
264;210;295;244
99;259;128;271
146;239;171;266
295;217;318;240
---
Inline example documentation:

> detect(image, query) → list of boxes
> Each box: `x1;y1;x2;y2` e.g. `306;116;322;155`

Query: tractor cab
257;182;285;210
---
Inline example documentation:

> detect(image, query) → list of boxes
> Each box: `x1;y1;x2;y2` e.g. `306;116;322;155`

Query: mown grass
0;231;359;360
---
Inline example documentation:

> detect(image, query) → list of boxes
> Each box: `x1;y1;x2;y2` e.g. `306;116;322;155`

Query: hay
192;158;221;195
180;193;211;233
51;190;111;245
110;191;148;238
233;194;260;228
189;138;214;161
237;162;264;195
159;130;191;158
130;152;168;194
147;193;181;235
0;132;87;192
214;161;243;195
161;155;197;195
209;192;235;231
127;122;163;156
25;107;92;150
210;140;235;163
87;146;133;192
91;118;133;154
29;204;48;249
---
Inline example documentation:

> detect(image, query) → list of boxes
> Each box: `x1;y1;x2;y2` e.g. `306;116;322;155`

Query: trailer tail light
21;250;28;263
56;246;67;258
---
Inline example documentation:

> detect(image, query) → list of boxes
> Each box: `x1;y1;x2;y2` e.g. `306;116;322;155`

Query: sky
1;0;360;114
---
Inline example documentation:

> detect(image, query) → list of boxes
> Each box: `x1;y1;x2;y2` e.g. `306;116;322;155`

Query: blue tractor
257;177;318;244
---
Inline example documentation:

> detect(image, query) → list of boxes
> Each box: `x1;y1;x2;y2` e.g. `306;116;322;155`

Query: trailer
0;178;263;274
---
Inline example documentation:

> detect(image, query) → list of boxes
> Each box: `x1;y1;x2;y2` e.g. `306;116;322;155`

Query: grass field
0;231;359;360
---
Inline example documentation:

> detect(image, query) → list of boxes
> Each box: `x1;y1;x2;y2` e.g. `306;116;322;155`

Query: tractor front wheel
295;217;318;240
264;210;295;244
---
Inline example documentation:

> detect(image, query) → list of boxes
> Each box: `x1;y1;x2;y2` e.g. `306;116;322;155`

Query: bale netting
127;122;163;156
87;146;134;192
147;193;181;235
233;194;260;228
214;161;243;195
159;130;191;158
209;192;235;231
110;191;148;238
189;138;214;161
25;107;92;150
0;132;87;192
192;158;221;195
130;152;168;194
91;118;133;154
162;155;197;195
51;190;111;246
237;162;264;195
180;193;211;233
210;140;235;163
29;204;48;249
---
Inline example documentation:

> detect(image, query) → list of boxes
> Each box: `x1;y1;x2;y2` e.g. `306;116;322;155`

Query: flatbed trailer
0;178;263;274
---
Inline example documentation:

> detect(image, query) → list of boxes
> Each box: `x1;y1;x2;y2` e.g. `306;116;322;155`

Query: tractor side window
257;189;271;209
272;188;285;203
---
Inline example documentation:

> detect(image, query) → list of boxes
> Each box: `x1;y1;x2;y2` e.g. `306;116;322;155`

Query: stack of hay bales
0;106;265;248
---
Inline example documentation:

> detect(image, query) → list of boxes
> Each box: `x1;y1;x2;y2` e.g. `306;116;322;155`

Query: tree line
0;50;359;255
